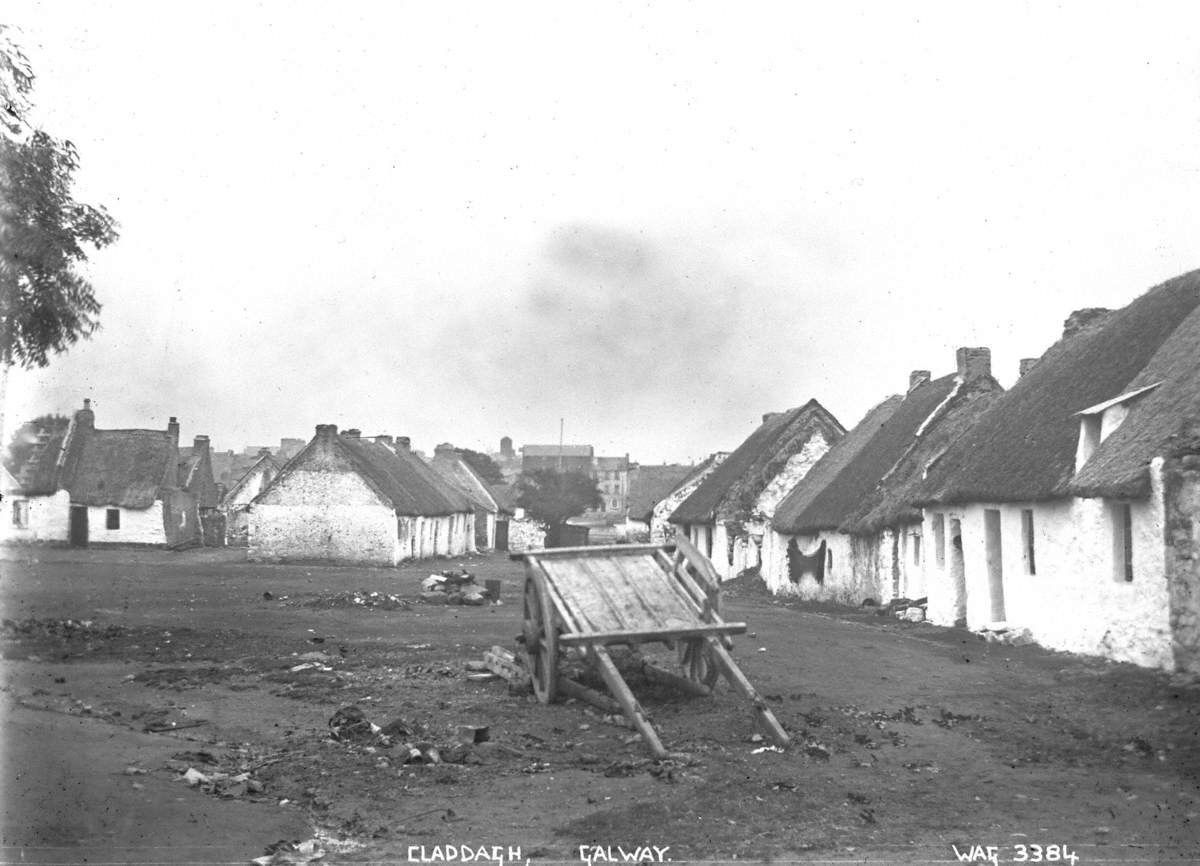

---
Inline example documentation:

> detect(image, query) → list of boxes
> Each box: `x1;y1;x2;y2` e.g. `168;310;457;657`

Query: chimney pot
955;347;992;383
83;398;91;410
1019;357;1040;378
397;436;412;451
908;370;932;393
193;435;210;453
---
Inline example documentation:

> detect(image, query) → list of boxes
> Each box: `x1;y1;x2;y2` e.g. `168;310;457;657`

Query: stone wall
1165;440;1200;673
508;517;546;553
86;502;166;545
4;490;71;543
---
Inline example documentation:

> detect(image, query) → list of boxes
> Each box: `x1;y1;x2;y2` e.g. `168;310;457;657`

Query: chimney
908;370;932;393
75;398;95;431
397;436;411;451
955;347;991;383
192;435;210;458
500;436;514;459
373;435;394;447
315;424;339;439
1063;307;1111;339
344;428;361;438
1018;357;1040;378
434;443;457;457
167;416;179;444
257;447;272;457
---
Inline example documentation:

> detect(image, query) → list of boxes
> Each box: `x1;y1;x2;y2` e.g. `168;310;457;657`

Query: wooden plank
640;661;712;697
654;550;736;650
528;557;584;637
558;621;745;646
510;543;669;561
537;558;627;634
622;554;699;626
557;676;622;714
706;637;790;747
589;645;667;759
673;534;722;614
577;556;695;634
578;557;650;633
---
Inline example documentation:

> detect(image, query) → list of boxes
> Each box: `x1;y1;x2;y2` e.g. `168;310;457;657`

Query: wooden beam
589;645;668;759
510;543;669;561
640;661;712;697
556;676;622;714
706;637;790;748
558;621;745;647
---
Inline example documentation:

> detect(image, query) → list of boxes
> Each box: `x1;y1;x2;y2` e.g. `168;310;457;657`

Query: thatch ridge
340;437;473;516
668;399;844;526
918;270;1200;505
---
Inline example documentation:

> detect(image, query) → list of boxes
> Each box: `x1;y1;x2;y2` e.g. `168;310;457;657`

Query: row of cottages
668;400;845;580
3;400;213;548
429;444;514;551
220;449;282;546
764;349;1003;603
647;452;728;543
623;463;696;541
247;425;476;566
913;272;1200;672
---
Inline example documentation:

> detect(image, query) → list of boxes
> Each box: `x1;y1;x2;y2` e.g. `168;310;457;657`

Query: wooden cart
512;536;790;758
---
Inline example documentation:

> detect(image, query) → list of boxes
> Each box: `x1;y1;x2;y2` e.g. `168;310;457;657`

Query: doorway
949;518;966;627
984;509;1006;621
69;505;89;548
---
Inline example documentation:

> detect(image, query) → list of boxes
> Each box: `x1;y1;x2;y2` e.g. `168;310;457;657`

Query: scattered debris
299;591;409;611
480;645;530;688
329;705;380;743
979;622;1035;646
420;569;491;606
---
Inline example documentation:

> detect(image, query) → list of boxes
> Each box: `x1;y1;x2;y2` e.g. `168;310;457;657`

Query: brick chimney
192;435;210;458
909;370;932;393
397;436;411;451
344;428;361;438
315;424;338;439
1019;357;1040;378
167;416;179;444
955;347;991;383
75;398;95;431
435;443;457;457
1063;308;1111;339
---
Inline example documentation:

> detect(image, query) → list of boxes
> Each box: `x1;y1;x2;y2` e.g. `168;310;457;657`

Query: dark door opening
494;518;509;552
69;505;89;548
950;518;966;627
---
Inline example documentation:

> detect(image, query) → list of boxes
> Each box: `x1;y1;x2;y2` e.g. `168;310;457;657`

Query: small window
1113;503;1133;583
826;547;833;571
106;508;120;530
12;500;29;529
1021;509;1036;575
933;513;946;568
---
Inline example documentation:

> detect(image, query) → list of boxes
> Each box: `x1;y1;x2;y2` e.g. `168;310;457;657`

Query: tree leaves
515;468;602;527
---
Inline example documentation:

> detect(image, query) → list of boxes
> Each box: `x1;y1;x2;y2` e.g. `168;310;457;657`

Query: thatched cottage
766;350;1002;603
669;401;844;579
5;400;206;548
220;449;281;545
430;444;514;551
248;426;476;565
647;453;728;543
917;271;1200;672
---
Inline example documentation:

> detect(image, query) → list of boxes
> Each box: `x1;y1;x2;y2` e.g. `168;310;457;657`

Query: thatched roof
14;405;180;509
222;451;280;504
918;270;1200;505
339;436;474;516
67;429;177;509
771;395;907;534
430;449;514;515
840;375;1005;534
625;463;694;522
669;399;844;525
1069;300;1200;498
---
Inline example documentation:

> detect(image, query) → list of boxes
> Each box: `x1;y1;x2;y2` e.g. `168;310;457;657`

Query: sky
5;2;1200;464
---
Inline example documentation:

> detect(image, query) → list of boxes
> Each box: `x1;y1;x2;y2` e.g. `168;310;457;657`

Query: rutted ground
1;548;1198;864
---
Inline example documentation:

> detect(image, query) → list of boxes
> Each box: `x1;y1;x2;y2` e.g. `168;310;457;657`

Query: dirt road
1;547;1198;864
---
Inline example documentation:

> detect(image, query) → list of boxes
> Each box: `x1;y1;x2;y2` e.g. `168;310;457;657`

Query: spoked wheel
678;638;719;691
522;572;558;703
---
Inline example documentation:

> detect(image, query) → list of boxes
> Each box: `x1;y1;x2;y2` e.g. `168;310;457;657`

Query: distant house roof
919;270;1200;505
14;403;181;509
222;451;280;505
772;396;905;534
337;435;474;516
626;463;694;522
595;455;630;471
522;444;593;458
431;448;515;516
669;399;845;526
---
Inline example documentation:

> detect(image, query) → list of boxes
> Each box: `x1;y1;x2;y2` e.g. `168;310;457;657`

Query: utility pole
558;417;564;472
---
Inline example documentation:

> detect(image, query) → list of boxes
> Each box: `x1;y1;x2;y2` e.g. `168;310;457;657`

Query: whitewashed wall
86;502;165;545
755;435;831;519
923;468;1170;669
761;528;868;602
4;490;71;543
250;470;399;565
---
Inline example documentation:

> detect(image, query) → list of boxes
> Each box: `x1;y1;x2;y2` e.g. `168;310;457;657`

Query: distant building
521;444;595;475
220;449;280;546
431;443;515;551
593;455;630;513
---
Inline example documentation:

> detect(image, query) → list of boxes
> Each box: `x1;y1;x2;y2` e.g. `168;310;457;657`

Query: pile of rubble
978;621;1035;646
875;596;928;622
327;705;490;765
419;569;497;606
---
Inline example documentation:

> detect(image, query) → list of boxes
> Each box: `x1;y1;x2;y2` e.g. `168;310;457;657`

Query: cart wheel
678;638;719;690
522;572;558;703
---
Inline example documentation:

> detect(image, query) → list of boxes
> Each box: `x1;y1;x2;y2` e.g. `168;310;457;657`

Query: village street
1;546;1198;865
